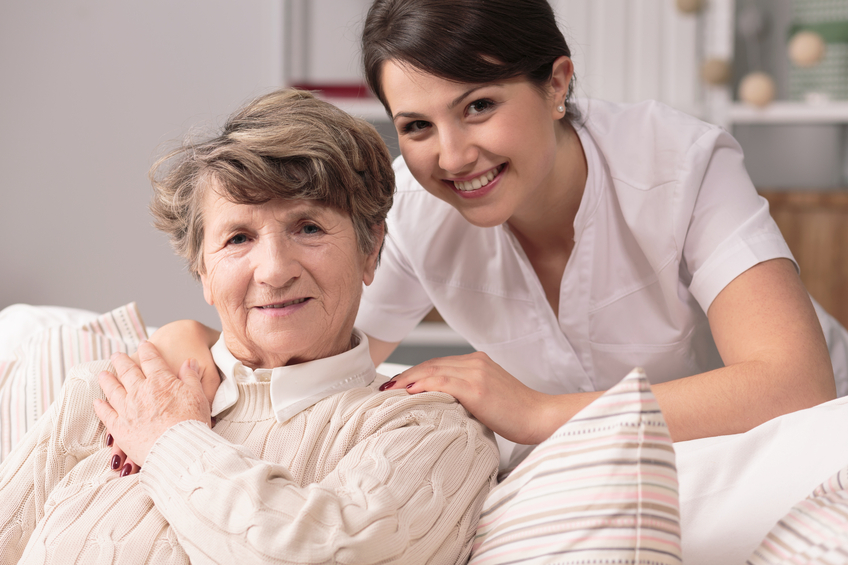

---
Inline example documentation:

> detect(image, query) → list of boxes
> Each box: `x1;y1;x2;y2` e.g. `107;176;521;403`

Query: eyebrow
391;83;502;122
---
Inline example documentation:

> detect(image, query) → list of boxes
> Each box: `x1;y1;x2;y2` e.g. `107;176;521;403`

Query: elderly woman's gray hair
149;88;395;279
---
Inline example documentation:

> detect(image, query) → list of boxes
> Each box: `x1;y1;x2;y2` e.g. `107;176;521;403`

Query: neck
226;331;358;371
507;121;587;250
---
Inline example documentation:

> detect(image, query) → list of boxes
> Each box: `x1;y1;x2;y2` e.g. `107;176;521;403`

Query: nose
251;237;301;288
437;125;478;175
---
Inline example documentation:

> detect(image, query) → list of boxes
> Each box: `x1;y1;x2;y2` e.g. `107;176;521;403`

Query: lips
450;164;504;192
257;297;309;309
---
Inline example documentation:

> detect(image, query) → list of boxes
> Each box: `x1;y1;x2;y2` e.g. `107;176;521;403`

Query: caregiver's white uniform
355;98;848;467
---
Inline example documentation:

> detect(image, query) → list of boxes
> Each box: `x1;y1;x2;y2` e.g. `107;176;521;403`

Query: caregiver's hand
93;341;212;468
146;319;220;400
383;352;600;445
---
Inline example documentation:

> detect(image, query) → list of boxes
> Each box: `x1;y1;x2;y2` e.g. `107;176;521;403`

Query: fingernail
189;358;199;372
378;380;395;391
106;434;113;447
111;454;121;470
406;383;415;389
120;463;132;477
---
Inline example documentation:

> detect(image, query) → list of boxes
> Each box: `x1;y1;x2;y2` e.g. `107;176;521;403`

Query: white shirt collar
210;328;376;422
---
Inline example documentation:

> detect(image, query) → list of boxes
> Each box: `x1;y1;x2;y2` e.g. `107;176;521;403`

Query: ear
362;222;386;287
549;55;574;120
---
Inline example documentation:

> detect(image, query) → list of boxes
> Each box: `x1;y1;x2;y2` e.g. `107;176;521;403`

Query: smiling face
200;185;381;369
381;59;575;228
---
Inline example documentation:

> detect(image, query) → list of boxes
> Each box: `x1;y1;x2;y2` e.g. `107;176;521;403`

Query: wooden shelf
760;189;848;329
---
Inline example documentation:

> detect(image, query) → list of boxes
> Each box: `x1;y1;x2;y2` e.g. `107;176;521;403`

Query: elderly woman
0;89;499;564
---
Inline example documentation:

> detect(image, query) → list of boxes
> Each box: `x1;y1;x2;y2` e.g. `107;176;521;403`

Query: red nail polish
106;434;113;447
406;383;415;389
379;380;395;391
111;454;121;470
120;463;132;477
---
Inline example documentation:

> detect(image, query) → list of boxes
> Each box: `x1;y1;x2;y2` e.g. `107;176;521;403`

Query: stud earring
557;105;565;113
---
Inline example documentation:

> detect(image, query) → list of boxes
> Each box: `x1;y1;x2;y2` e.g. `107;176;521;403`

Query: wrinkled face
200;185;381;368
381;60;565;228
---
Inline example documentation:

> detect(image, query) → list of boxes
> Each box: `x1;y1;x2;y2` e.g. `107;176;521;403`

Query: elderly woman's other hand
94;341;212;467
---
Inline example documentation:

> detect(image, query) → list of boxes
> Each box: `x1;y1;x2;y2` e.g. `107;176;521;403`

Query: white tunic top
356;99;794;394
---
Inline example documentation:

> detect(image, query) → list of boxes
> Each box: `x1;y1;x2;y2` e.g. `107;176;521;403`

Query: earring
557;105;565;113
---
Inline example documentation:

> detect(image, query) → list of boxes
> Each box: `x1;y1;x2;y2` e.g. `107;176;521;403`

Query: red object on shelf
290;83;374;98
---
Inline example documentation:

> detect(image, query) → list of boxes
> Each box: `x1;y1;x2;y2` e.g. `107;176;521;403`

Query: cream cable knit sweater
0;360;499;564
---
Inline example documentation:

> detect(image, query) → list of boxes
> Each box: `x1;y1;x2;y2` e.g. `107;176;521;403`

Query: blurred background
1;0;846;364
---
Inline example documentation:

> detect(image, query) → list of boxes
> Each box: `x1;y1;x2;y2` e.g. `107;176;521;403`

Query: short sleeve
355;230;434;342
683;131;794;313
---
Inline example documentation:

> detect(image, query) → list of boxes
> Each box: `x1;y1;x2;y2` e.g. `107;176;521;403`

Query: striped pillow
470;367;681;565
0;303;147;463
747;465;848;564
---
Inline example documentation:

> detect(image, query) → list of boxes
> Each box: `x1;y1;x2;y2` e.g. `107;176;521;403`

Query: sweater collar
209;329;376;422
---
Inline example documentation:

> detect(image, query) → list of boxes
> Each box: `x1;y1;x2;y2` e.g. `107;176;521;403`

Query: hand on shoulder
381;351;598;444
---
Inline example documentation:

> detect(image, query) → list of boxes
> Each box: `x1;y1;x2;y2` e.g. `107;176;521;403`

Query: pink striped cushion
470;367;681;565
747;465;848;565
0;303;147;462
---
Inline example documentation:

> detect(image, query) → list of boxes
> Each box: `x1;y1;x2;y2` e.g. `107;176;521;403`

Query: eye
301;223;322;235
400;120;431;134
227;233;249;245
467;98;495;116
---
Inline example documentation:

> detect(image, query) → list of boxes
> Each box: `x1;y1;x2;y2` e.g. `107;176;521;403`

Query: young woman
140;0;839;472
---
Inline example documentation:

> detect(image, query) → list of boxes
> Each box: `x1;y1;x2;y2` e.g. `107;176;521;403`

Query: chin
458;208;511;229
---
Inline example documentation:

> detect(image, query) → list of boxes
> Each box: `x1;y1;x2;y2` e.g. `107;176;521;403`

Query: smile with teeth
259;298;308;309
452;165;504;191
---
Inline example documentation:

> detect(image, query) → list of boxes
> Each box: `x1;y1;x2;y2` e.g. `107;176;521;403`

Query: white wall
0;1;284;328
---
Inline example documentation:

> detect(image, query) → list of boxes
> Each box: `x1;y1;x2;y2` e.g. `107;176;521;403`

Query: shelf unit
729;101;848;124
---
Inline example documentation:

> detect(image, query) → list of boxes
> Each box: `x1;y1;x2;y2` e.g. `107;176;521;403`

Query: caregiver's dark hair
362;0;580;122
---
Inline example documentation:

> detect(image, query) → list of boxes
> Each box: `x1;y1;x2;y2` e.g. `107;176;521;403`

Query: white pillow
676;395;848;565
0;304;101;359
747;463;848;564
0;303;148;463
470;368;681;564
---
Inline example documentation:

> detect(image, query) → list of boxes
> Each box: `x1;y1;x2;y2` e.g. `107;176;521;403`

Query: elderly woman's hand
105;328;221;476
93;341;212;469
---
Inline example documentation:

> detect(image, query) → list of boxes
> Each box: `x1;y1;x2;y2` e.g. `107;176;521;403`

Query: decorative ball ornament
701;58;732;86
738;71;776;107
788;31;826;67
676;0;704;14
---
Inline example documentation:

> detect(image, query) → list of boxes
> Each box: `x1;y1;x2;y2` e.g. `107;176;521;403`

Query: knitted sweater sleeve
139;391;499;565
0;360;110;563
